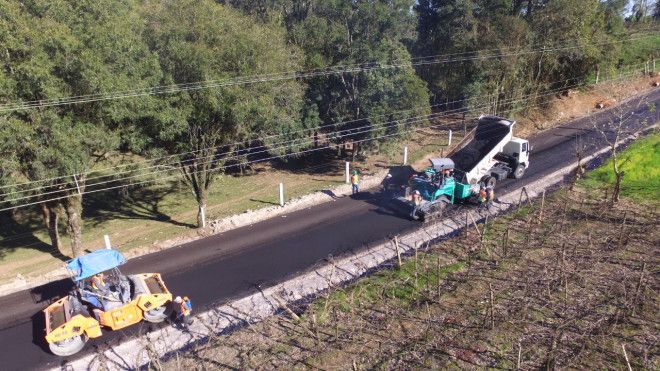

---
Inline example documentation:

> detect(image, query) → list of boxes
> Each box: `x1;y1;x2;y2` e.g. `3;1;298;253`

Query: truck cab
494;137;531;180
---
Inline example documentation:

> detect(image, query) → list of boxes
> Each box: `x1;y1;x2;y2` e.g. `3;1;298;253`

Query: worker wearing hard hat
411;190;422;220
173;296;193;328
351;170;359;195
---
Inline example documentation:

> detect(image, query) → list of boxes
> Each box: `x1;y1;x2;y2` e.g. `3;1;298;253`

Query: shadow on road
31;308;51;353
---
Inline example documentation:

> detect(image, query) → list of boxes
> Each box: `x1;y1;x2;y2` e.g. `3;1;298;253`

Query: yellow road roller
43;249;172;356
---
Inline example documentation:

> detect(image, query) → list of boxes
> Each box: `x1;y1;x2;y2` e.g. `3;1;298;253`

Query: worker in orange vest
174;296;193;328
91;273;108;294
351;170;359;195
478;186;487;204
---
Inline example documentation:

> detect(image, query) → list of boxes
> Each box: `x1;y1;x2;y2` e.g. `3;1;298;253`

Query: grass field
580;133;660;202
0;127;454;285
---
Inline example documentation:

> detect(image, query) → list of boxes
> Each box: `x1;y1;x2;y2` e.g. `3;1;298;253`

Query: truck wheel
486;176;496;188
143;305;168;323
49;334;87;356
513;164;526;179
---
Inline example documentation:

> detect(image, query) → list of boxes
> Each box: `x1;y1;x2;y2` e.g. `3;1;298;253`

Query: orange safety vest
180;301;191;316
351;174;359;184
479;189;487;202
91;275;106;291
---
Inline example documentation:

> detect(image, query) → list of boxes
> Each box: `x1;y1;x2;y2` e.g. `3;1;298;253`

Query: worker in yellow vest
351;170;359;195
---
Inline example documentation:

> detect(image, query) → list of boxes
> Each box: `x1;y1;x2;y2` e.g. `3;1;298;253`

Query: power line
0;67;646;212
0;80;587;201
1;59;648;194
0;67;645;204
0;32;656;112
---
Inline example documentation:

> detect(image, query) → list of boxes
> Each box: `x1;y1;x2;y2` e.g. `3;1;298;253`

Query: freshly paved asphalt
0;88;657;370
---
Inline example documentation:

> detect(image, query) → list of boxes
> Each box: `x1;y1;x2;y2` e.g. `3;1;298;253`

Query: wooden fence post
394;236;402;268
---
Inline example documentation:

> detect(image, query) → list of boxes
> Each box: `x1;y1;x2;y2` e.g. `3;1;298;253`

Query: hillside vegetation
581;133;660;202
0;0;658;259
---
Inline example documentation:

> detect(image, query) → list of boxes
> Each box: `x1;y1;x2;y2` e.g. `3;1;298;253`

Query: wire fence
0;66;648;270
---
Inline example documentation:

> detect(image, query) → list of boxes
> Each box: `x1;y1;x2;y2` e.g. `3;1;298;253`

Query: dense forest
0;0;658;256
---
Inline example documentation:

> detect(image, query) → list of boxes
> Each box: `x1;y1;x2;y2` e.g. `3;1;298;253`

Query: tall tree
140;0;310;227
290;0;430;155
226;1;430;156
631;0;653;21
416;0;478;102
1;0;160;256
529;0;611;87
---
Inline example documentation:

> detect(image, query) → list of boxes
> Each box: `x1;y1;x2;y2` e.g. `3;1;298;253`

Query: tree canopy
0;0;657;254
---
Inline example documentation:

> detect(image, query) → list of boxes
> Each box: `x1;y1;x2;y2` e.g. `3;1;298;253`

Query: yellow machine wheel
143;304;168;323
48;334;87;356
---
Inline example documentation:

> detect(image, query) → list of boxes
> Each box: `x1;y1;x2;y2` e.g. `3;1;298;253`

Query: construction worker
485;185;495;208
173;296;193;328
351;170;359;195
91;273;109;294
478;186;487;204
381;173;393;195
411;190;422;220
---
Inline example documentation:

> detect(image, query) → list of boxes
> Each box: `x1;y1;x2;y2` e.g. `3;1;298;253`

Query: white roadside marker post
104;234;111;249
403;146;408;165
448;130;453;146
200;205;206;228
279;183;284;207
345;161;350;184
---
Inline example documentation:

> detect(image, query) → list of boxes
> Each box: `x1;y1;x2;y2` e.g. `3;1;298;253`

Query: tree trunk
64;195;84;257
612;171;624;203
43;202;62;253
41;203;49;229
196;188;207;228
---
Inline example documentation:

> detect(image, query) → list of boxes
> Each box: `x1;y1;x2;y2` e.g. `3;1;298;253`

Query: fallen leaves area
157;187;658;370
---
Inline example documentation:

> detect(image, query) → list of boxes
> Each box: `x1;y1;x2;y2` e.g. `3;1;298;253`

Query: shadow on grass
249;198;280;206
0;211;68;262
269;149;344;176
83;182;195;229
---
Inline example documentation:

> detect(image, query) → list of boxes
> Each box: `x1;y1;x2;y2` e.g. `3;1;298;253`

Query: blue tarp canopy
66;249;126;281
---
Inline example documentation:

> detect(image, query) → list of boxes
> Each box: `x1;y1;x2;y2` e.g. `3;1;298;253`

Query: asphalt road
0;88;657;371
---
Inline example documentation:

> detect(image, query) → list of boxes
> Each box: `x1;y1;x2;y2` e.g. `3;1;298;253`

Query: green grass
0;165;346;281
619;33;660;67
580;133;660;202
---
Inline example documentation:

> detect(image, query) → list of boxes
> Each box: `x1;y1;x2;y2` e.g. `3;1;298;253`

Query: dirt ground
155;186;659;370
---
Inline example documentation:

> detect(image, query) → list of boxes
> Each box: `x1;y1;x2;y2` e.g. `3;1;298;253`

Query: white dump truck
387;115;532;220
